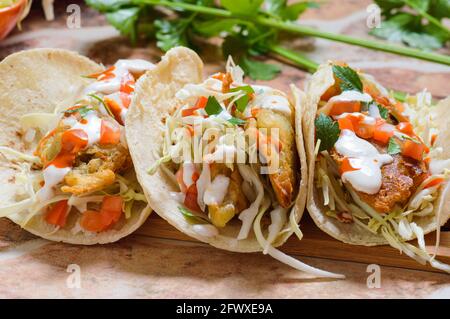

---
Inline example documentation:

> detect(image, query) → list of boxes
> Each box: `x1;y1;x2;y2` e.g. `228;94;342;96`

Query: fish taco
0;48;155;244
302;62;450;272
126;47;341;278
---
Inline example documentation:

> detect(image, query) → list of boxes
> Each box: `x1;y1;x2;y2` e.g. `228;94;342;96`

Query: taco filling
0;58;154;235
150;58;298;237
146;56;342;278
312;62;449;271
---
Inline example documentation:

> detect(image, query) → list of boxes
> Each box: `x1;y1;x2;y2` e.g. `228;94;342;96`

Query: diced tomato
100;196;123;225
340;157;358;175
424;178;445;189
329;101;361;116
47;129;88;168
80;196;123;232
402;140;425;161
394;101;405;113
338;117;354;131
176;167;187;193
321;82;341;102
363;81;380;99
120;72;135;95
100;120;121;145
182;96;208;117
355;121;375;139
373;121;394;145
45;200;69;227
375;96;390;106
184;184;201;213
104;96;124;125
86;66;116;81
195;96;208;109
120;92;131;109
397;122;414;135
80;210;106;232
182;108;198;117
424;157;431;165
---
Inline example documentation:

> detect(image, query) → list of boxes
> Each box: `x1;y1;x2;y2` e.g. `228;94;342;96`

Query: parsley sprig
86;0;450;83
371;0;450;50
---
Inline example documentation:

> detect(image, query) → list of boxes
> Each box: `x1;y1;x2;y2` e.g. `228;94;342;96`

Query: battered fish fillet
61;144;132;195
208;163;248;228
330;150;427;213
255;108;298;208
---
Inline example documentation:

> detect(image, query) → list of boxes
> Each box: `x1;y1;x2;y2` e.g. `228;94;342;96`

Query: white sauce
84;59;154;95
204;144;236;163
204;175;230;206
329;90;372;103
192;224;219;237
37;165;71;201
335;129;393;194
335;112;376;125
115;59;155;74
71;113;102;146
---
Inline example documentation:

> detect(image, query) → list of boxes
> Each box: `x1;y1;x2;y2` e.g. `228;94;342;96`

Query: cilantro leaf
228;117;246;125
240;57;281;81
64;105;95;118
205;96;223;116
230;85;255;112
265;0;319;21
332;65;363;93
154;18;192;52
377;104;389;119
106;7;140;44
178;206;209;224
193;19;246;37
221;0;264;16
387;137;401;154
370;3;449;50
315;113;340;152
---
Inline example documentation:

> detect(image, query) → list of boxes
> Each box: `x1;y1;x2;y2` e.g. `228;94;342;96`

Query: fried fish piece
61;143;131;195
330;150;428;213
255;108;298;208
208;163;248;228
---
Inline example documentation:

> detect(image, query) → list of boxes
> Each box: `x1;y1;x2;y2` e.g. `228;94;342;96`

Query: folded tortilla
302;62;450;246
126;47;308;253
0;48;151;244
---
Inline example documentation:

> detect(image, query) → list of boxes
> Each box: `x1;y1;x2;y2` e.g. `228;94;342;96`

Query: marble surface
0;0;449;298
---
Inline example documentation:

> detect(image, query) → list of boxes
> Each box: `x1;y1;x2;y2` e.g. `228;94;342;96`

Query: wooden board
136;214;450;274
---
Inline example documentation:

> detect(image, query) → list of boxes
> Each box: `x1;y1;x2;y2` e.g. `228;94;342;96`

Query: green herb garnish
315;113;340;152
377;104;389;120
370;1;450;50
228;117;246;126
387;137;401;154
230;85;255;112
205;96;223;116
179;206;209;225
64;105;95;118
332;65;363;93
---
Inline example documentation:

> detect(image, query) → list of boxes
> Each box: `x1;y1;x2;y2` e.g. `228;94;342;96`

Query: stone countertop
0;0;449;298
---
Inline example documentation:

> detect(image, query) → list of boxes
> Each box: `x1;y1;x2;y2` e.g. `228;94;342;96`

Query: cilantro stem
269;44;318;72
138;0;450;66
257;16;450;66
403;0;450;36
